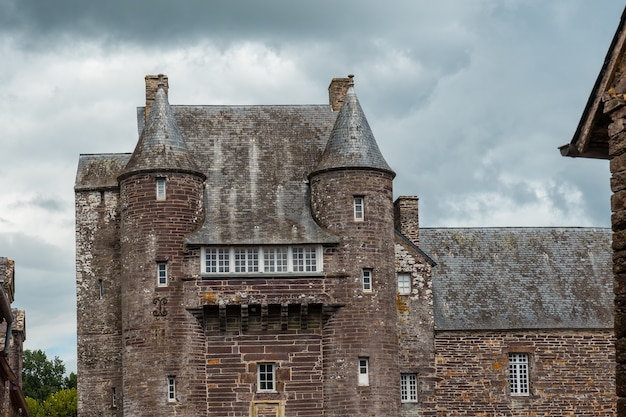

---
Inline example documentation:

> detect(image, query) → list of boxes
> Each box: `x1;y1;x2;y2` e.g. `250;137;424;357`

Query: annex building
75;74;615;416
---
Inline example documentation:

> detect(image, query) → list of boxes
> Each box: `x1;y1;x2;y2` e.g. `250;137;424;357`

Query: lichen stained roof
419;227;612;331
75;153;131;191
311;86;394;177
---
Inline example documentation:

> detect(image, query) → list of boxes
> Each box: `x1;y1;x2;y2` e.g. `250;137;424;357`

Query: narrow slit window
354;196;364;221
358;357;369;386
167;376;176;402
157;262;168;287
98;279;104;299
508;353;529;396
112;387;117;408
362;269;372;293
156;178;166;200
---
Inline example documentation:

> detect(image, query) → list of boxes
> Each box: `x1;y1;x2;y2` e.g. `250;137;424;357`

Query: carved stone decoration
153;297;168;317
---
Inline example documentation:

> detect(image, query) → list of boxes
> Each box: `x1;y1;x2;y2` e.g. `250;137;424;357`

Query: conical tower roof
119;87;203;181
310;83;395;177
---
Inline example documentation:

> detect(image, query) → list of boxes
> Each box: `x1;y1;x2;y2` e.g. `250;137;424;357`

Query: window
257;363;276;392
112;387;117;408
234;248;259;272
98;279;104;299
401;373;418;402
292;247;317;272
202;246;322;274
156;178;166;200
157;262;168;286
358;357;369;386
397;274;411;295
508;353;529;396
362;269;372;292
167;376;176;402
264;247;288;272
354;196;364;221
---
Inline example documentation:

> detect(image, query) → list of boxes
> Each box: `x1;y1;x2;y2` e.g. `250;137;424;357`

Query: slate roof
76;101;345;245
311;86;394;177
419;227;613;331
119;88;203;180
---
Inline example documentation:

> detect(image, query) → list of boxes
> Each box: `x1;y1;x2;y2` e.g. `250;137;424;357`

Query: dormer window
202;246;323;275
156;178;166;200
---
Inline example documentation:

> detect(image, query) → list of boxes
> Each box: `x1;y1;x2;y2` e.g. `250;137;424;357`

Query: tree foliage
23;349;67;401
22;349;77;416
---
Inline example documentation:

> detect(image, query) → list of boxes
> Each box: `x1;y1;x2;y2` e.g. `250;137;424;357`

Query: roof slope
76;104;341;245
561;7;626;159
120;88;203;179
311;86;394;177
419;227;612;331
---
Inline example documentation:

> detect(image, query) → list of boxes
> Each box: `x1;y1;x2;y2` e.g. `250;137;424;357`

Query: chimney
328;74;354;111
144;74;169;122
394;196;419;245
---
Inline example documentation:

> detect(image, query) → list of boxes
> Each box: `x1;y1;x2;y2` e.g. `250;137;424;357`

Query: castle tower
117;83;206;415
309;77;400;416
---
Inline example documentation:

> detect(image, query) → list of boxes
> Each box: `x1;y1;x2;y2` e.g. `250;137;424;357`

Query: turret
117;79;205;415
309;76;400;417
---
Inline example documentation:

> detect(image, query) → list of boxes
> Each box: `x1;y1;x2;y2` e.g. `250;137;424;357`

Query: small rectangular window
362;269;372;292
292;247;317;272
234;248;259;272
397;273;411;295
257;363;276;392
167;376;176;402
205;249;230;273
354;196;364;221
112;387;117;408
509;353;529;396
358;357;369;386
264;247;288;272
98;279;104;299
156;178;166;200
157;262;168;286
400;373;418;402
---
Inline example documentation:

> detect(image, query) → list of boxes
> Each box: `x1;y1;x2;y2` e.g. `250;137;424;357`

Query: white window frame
400;373;418;402
167;376;176;402
397;273;411;295
157;262;168;287
257;363;276;392
156;178;166;200
354;196;364;221
508;353;529;396
362;269;372;292
202;246;323;275
358;357;369;386
112;387;117;408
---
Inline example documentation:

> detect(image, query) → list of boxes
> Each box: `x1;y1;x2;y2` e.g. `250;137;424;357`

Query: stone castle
75;74;615;416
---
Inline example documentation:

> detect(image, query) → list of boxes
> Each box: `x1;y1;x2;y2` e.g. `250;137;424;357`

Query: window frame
508;353;530;396
362;269;373;293
358;357;369;386
156;178;166;201
157;262;168;287
167;376;176;402
354;196;364;221
257;363;277;392
202;246;323;275
397;273;411;295
400;373;418;403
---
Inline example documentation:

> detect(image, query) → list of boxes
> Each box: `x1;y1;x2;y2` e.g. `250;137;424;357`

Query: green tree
22;349;67;402
42;388;77;417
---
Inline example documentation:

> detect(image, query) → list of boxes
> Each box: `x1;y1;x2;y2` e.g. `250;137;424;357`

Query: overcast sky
0;0;622;373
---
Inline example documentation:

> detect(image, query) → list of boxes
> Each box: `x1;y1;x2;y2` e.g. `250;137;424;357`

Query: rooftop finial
348;74;355;86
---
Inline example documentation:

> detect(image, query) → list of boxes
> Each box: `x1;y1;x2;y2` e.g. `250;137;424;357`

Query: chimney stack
328;74;354;111
394;196;420;245
144;74;169;122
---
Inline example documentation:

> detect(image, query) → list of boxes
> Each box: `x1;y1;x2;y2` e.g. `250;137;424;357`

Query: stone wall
434;330;616;416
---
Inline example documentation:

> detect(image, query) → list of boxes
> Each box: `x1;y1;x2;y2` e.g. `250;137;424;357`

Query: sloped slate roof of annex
76;102;341;245
419;227;612;331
